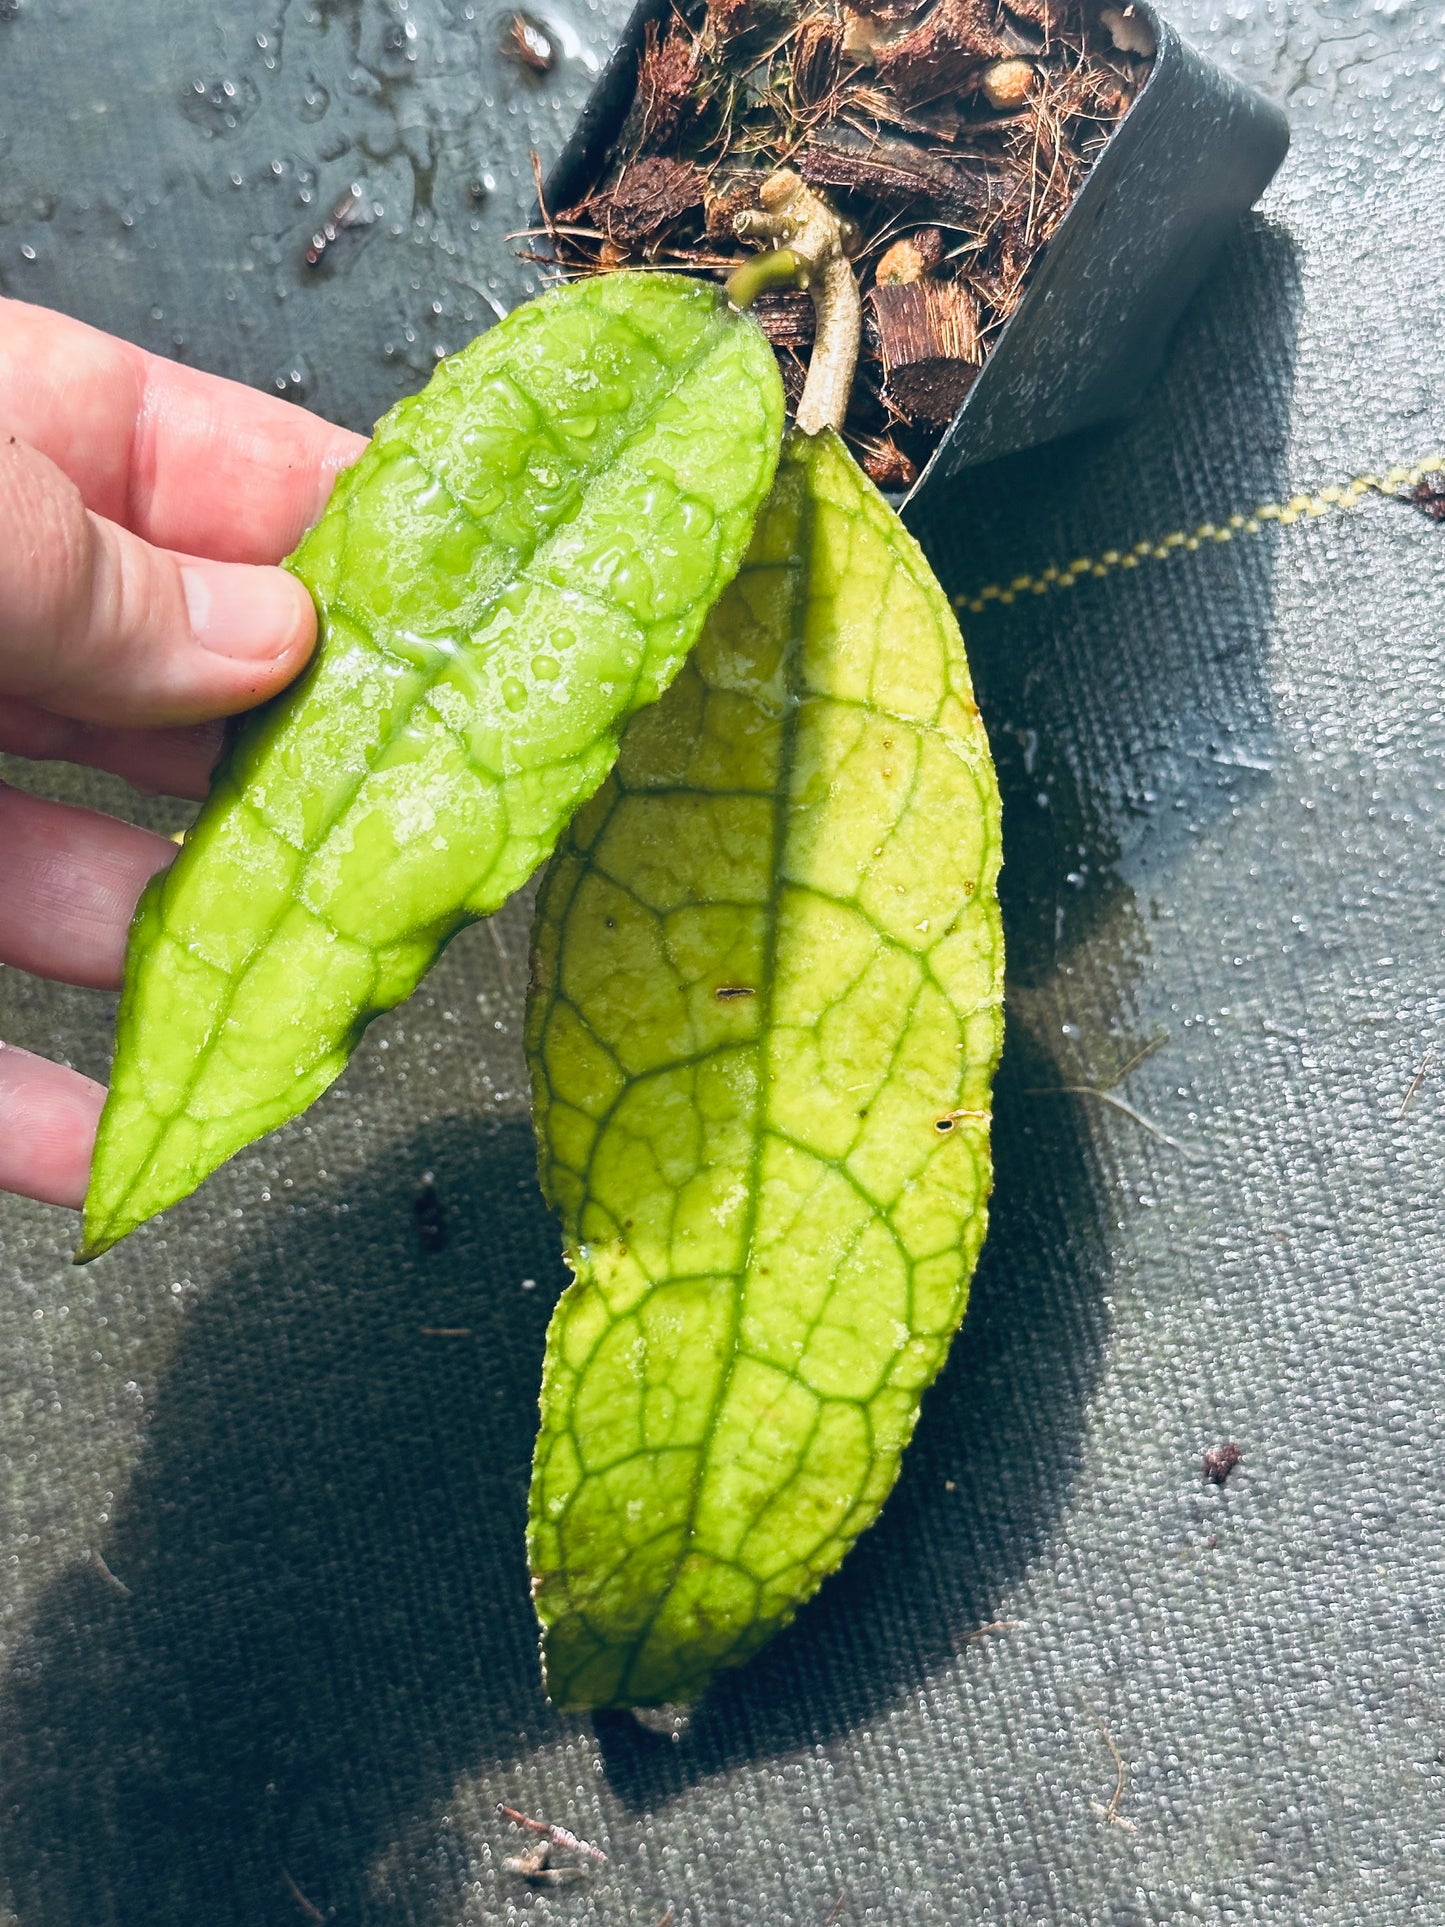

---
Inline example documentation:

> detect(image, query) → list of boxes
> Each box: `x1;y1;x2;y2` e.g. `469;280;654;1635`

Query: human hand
0;298;365;1214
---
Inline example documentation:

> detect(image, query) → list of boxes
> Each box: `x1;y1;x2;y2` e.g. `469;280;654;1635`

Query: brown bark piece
847;0;929;20
1000;0;1075;33
564;156;705;250
798;136;999;223
704;181;757;242
873;277;982;424
793;12;844;104
749;291;817;348
870;0;1010;96
858;437;919;488
707;0;753;37
637;21;703;148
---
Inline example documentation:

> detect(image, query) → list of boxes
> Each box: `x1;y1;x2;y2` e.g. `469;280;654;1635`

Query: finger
0;1042;104;1211
0;436;316;727
0;782;175;989
0;297;365;562
0;697;223;800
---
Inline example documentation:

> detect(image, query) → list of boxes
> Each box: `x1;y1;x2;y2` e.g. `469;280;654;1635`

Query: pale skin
0;297;365;1211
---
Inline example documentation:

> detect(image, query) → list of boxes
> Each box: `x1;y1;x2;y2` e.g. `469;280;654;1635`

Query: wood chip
873;277;982;424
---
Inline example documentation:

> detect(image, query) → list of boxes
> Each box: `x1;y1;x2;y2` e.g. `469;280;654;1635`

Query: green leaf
525;429;1004;1709
80;274;784;1260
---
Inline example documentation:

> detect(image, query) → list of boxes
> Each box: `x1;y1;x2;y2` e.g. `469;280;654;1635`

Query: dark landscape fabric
2;3;1442;1921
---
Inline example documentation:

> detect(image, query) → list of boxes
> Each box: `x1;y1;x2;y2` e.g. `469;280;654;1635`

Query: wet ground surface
2;3;1445;1922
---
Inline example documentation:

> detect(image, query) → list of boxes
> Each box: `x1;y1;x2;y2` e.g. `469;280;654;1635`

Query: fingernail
181;561;311;663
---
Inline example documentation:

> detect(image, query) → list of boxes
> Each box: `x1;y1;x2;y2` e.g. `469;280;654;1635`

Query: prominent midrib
102;312;742;1236
614;445;813;1700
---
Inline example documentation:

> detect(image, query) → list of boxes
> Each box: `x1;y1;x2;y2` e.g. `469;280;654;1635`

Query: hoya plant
83;171;1003;1713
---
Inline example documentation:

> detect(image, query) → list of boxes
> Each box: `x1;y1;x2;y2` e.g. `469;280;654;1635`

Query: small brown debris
503;1841;585;1885
637;20;703;147
876;225;943;285
858;436;918;489
1399;1045;1437;1116
981;57;1034;111
498;1804;608;1865
714;983;757;1000
413;1170;448;1252
90;1549;132;1597
1203;1441;1242;1485
874;277;982;425
1079;1693;1139;1833
1404;473;1445;523
504;10;556;73
564;156;706;248
1099;4;1156;56
282;1869;325;1925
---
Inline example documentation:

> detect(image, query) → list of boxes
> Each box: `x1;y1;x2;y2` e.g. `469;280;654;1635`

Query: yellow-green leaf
526;429;1004;1709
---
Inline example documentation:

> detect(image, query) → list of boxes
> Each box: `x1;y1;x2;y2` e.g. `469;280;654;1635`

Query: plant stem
731;171;861;436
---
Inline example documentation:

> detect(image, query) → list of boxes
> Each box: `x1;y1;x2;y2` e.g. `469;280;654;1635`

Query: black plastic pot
543;1;1289;509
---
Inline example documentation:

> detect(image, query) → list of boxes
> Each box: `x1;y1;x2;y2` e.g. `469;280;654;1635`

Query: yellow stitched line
953;456;1445;615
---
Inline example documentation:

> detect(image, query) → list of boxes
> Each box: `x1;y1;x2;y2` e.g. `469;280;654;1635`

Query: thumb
0;433;318;728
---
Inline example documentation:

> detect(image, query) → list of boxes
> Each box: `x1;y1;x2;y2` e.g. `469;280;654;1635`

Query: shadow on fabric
0;216;1301;1910
0;1116;567;1927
